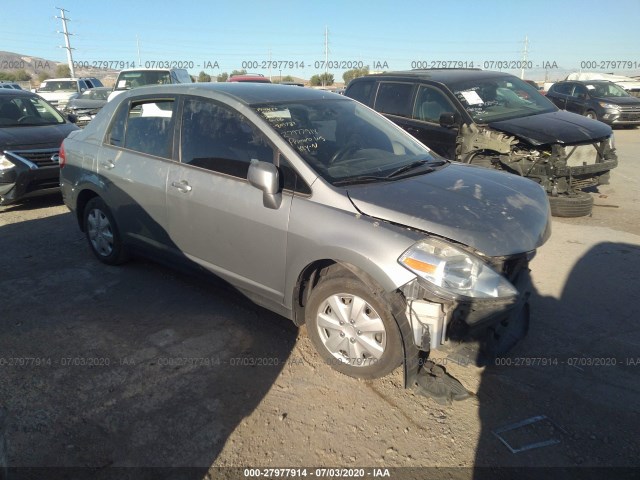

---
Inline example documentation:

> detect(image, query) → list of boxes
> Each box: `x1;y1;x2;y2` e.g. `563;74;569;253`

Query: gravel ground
0;129;639;480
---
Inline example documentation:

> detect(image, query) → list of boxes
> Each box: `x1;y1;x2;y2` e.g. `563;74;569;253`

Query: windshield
38;81;77;92
79;88;109;100
585;82;630;98
254;99;442;185
114;71;171;91
451;75;556;123
0;95;65;127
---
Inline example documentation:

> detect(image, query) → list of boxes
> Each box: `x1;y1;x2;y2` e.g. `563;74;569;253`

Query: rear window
345;80;375;105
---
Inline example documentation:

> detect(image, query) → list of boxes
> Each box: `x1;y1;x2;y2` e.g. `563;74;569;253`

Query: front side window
412;85;455;123
105;98;175;158
180;97;274;178
374;82;414;118
254;98;441;186
451;75;557;123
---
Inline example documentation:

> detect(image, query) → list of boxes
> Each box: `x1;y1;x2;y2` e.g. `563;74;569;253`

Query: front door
166;96;291;302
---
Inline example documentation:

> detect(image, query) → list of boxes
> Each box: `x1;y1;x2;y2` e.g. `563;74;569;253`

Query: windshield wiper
333;175;388;186
385;159;446;179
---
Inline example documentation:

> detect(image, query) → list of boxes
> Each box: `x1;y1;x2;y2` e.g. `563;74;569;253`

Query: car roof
557;80;614;85
117;82;348;105
356;69;518;83
0;88;37;98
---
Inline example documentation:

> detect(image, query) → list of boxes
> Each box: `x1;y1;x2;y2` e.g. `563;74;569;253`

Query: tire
548;191;593;217
83;197;128;265
585;110;597;120
305;276;404;379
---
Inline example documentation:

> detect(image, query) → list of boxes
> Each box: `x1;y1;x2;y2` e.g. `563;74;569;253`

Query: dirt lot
1;130;639;480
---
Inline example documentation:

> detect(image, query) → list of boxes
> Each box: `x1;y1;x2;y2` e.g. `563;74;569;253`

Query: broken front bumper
401;256;532;354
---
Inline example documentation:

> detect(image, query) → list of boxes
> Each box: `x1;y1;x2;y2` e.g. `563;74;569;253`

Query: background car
108;68;193;102
63;87;111;127
0;89;79;205
60;83;550;396
545;80;640;127
227;73;271;83
0;82;23;90
345;69;618;217
35;77;103;110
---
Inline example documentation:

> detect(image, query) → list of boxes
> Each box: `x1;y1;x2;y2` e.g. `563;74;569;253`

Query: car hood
488;110;612;146
67;99;107;109
0;123;78;150
594;96;640;106
346;163;551;257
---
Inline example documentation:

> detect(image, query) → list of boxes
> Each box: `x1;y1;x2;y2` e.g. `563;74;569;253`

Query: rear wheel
305;276;403;379
83;197;128;265
548;191;593;217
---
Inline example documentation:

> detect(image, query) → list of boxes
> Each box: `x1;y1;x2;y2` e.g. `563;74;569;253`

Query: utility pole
323;25;329;87
56;7;75;77
520;35;528;80
136;35;142;67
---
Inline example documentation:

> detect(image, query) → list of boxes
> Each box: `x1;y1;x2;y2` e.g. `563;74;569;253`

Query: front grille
5;148;60;168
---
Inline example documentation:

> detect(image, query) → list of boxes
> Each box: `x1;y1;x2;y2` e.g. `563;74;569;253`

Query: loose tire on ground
83;197;129;265
548;191;593;217
305;276;404;379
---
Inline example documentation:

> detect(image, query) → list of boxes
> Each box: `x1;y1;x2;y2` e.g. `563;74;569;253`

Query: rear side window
374;82;414;117
180;97;274;179
346;80;375;105
551;83;573;95
105;98;176;159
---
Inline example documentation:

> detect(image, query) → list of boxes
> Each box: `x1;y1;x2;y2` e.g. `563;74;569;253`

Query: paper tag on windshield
118;80;126;88
461;90;484;105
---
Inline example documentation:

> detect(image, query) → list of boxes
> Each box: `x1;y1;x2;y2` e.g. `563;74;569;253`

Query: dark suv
346;69;618;217
545;80;640;126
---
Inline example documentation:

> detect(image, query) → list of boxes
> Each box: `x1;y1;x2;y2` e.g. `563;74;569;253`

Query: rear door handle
171;180;192;193
100;161;115;170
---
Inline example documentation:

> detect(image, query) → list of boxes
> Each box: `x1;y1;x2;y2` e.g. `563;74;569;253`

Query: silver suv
59;84;550;388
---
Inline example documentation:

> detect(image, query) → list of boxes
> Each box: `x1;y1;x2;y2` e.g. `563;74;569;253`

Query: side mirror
439;112;460;128
67;113;78;124
247;159;282;209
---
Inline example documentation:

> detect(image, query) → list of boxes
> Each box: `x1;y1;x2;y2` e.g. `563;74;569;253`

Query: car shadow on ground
0;208;297;480
472;242;640;479
0;193;64;213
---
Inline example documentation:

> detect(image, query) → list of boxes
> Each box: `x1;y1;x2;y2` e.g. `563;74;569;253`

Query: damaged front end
457;123;618;196
396;241;534;403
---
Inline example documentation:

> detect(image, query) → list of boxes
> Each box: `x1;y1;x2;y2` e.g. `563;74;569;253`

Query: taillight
59;142;66;169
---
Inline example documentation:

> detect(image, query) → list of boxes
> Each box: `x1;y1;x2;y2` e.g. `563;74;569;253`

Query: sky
2;0;640;82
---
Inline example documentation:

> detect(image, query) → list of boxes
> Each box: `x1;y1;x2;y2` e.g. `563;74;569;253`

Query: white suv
108;68;192;101
36;77;104;109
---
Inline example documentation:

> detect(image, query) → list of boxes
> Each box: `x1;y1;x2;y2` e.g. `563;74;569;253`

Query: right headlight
399;237;518;300
0;154;16;171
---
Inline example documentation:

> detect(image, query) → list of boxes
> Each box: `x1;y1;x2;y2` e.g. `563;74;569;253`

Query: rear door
96;96;177;250
166;95;292;302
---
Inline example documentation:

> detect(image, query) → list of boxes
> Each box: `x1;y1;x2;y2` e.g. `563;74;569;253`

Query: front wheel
305;276;404;379
585;110;597;120
83;197;128;265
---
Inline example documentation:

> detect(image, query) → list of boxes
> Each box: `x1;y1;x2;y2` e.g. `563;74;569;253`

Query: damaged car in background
60;84;550;402
346;69;618;217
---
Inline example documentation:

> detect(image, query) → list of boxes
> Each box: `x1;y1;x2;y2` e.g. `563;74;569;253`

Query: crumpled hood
488;110;612;146
346;163;551;257
0;123;78;150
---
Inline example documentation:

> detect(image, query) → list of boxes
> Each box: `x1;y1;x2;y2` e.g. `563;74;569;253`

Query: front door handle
171;180;192;193
100;161;115;170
